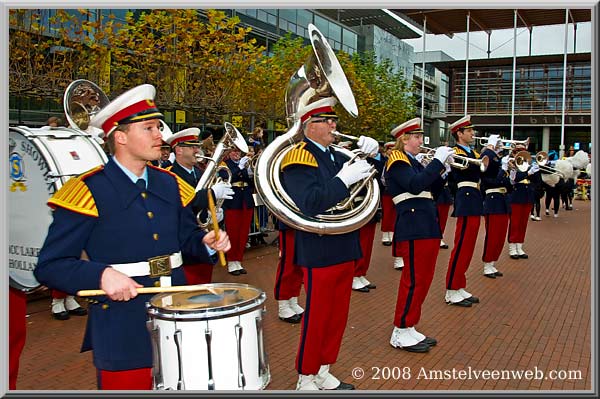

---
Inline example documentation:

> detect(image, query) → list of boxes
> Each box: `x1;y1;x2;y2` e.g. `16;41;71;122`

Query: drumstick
207;191;227;267
77;284;221;297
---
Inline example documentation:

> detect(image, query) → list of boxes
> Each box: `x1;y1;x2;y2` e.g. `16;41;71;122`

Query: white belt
111;252;183;278
485;187;507;195
457;181;480;189
392;191;432;205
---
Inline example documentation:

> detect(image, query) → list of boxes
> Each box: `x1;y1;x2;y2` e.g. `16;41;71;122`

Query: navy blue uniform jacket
386;150;445;242
479;148;512;215
34;159;214;371
222;158;255;209
448;146;484;217
281;139;361;268
510;170;535;204
168;161;209;214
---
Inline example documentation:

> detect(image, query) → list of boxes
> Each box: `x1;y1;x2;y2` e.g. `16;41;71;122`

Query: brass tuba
64;79;110;131
254;24;380;235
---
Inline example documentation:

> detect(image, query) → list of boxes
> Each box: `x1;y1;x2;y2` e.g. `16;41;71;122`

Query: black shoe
484;273;496;279
420;337;437;347
464;295;480;304
382;242;392;247
494;271;504;277
68;307;88;316
279;314;302;324
366;283;377;289
392;341;430;353
239;268;248;274
229;270;241;276
331;381;355;390
440;243;449;249
519;253;529;259
446;299;472;307
52;311;70;320
510;254;520;259
353;286;369;293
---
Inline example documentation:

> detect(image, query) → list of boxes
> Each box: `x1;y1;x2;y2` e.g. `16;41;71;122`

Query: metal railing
443;99;591;115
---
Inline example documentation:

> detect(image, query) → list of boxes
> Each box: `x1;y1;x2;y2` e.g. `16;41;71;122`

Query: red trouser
482;214;510;262
274;230;303;300
437;203;451;235
51;289;68;299
224;206;254;261
296;261;354;375
97;368;152;390
446;216;481;290
9;288;27;390
183;263;213;285
508;203;531;243
380;194;396;232
393;239;440;328
354;221;377;277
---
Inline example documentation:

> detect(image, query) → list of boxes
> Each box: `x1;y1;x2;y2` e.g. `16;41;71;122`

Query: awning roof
390;9;592;36
315;9;421;39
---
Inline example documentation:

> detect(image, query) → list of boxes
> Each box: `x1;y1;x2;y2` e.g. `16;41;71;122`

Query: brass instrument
535;151;565;178
196;165;232;229
499;137;530;150
420;146;490;172
64;80;110;131
254;24;380;235
508;151;532;173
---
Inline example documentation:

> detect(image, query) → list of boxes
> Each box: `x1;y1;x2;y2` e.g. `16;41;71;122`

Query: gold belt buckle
148;255;172;277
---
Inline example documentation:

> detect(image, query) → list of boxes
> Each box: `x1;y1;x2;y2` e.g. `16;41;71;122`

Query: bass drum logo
9;137;27;192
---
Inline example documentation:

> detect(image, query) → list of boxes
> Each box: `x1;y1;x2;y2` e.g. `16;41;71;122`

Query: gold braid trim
47;166;103;217
281;142;318;170
453;146;468;157
386;150;410;171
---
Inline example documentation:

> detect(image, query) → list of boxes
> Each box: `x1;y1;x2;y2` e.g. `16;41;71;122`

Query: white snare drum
8;126;107;292
146;283;270;391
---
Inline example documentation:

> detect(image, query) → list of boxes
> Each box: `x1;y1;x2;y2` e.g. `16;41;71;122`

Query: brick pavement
15;200;592;391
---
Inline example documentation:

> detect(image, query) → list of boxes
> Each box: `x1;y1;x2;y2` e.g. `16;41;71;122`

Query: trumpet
420;146;489;172
499;137;530;150
507;150;532;172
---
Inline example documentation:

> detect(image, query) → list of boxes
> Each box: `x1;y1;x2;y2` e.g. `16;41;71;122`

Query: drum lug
204;327;215;390
146;319;165;390
255;315;269;381
174;329;185;390
235;323;246;388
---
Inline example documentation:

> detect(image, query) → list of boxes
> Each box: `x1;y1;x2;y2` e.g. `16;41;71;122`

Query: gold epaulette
47;165;103;217
149;165;196;207
219;161;227;167
281;142;318;170
386;150;411;171
453;146;468;157
473;149;481;159
164;165;173;171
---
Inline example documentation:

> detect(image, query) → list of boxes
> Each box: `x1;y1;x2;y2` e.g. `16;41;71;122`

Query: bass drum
8;126;108;292
146;283;270;390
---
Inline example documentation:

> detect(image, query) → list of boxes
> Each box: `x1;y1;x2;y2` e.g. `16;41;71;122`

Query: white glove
211;181;234;200
509;169;517;182
357;136;379;157
487;134;500;149
444;162;452;175
415;153;427;164
528;163;540;175
501;155;510;171
336;159;372;188
206;208;224;224
238;156;250;169
433;146;455;164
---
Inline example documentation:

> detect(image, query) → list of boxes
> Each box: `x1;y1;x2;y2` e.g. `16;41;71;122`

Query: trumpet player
444;115;483;307
386;118;454;352
480;134;512;278
281;97;377;390
506;144;537;260
166;128;234;284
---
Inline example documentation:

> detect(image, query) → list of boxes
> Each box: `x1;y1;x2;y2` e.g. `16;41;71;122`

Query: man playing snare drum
35;84;230;390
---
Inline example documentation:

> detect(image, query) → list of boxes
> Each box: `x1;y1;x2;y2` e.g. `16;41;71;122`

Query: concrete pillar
542;126;550;153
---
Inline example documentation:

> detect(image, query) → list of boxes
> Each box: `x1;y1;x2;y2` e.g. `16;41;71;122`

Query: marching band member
9;287;27;389
222;147;255;275
507;144;537;259
444;115;483;307
274;221;305;323
381;142;404;270
166;127;234;284
435;174;453;250
281;97;377;390
386;118;454;352
34;84;231;390
479;135;512;278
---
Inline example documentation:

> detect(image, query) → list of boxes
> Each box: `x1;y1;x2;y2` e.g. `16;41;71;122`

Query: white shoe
390;326;420;348
65;296;82;311
278;300;297;319
545;209;550;216
530;214;535;220
408;326;426;342
227;261;238;272
288;296;304;315
516;243;528;257
508;243;519;258
359;276;371;287
381;231;392;245
458;288;472;299
51;298;66;314
445;289;465;304
483;262;496;276
393;257;404;270
352;277;367;290
314;365;341;390
534;216;542;221
554;213;558;218
296;374;320;390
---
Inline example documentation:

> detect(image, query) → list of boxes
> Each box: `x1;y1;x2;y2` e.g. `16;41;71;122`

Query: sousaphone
64;79;110;131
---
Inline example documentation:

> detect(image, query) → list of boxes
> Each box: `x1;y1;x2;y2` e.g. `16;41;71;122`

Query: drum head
148;283;265;320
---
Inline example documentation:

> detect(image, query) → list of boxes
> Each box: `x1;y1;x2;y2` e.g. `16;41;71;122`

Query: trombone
420;146;490;172
534;151;565;178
